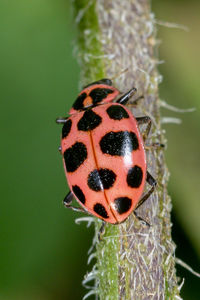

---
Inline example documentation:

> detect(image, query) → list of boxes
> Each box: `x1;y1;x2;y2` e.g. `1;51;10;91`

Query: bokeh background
0;0;199;299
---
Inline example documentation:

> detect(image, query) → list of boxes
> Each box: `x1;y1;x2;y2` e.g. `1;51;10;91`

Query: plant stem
72;0;181;299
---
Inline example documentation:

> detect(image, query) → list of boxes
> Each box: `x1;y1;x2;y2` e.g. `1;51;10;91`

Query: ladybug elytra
57;79;157;224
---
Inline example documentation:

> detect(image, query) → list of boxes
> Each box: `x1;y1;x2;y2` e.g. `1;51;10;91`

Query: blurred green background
0;0;199;299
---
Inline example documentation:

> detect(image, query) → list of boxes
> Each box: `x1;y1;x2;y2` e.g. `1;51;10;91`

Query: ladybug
56;79;157;225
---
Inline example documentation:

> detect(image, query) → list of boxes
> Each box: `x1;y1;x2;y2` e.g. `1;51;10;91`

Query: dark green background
0;1;199;299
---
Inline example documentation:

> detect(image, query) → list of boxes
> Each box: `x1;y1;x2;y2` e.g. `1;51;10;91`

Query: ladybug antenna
111;68;129;81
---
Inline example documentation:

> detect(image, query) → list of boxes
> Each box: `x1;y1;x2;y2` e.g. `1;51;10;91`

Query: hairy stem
72;0;180;299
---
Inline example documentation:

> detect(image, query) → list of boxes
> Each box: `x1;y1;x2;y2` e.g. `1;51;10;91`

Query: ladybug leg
135;171;157;210
136;116;165;148
63;191;88;214
64;191;74;204
145;143;165;150
56;117;68;124
98;221;106;241
126;95;144;107
133;172;156;226
116;87;137;105
136;116;152;143
133;211;150;227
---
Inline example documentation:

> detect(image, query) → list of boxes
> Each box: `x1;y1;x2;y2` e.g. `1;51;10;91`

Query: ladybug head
69;79;120;114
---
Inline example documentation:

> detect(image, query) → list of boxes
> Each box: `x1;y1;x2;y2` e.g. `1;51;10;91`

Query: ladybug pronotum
57;79;157;225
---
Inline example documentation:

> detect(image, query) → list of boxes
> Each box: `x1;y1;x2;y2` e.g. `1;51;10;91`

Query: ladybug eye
83;78;113;88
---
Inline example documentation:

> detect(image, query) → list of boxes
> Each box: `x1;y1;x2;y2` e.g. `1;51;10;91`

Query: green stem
72;0;181;299
73;0;106;84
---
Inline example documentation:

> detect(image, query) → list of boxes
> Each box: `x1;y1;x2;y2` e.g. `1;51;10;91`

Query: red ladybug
57;79;156;225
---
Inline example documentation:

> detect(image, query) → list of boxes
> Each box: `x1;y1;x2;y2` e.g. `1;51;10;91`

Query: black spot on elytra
106;105;129;120
87;168;116;191
84;79;113;88
127;165;143;188
64;142;87;172
72;92;87;110
62;119;72;139
89;88;114;105
100;131;139;156
114;197;132;214
72;185;85;204
93;203;109;219
77;109;102;131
